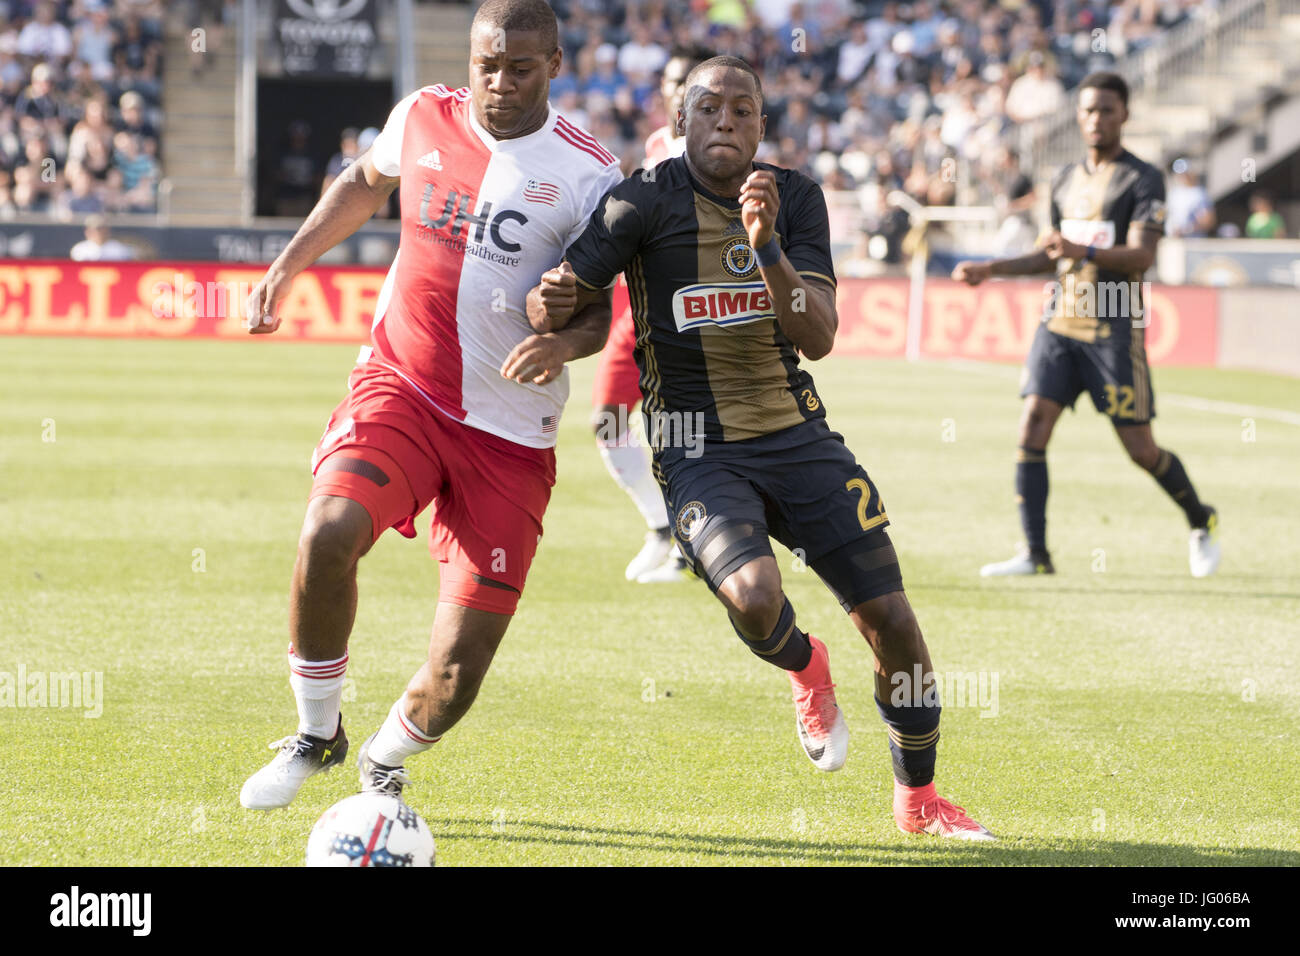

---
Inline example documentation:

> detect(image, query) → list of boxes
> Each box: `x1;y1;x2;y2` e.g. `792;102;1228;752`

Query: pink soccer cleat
894;782;995;841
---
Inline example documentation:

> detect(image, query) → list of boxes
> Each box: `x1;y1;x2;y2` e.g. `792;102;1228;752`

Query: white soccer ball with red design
306;793;436;867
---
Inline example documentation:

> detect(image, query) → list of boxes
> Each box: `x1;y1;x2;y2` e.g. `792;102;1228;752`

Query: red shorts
309;365;556;614
592;294;642;412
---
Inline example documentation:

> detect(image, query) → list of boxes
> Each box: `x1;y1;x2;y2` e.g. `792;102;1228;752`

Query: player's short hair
682;55;764;111
1079;71;1129;107
471;0;558;55
668;44;717;71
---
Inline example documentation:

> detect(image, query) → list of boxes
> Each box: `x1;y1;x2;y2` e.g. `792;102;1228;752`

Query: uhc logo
418;185;528;253
671;281;775;332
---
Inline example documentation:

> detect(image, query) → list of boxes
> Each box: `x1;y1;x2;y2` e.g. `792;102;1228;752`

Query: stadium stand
1;0;165;218
4;0;1296;265
539;1;1136;194
525;0;1297;271
336;2;1228;232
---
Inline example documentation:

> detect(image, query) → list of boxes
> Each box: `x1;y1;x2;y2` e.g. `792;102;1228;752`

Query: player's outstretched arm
741;170;837;360
952;247;1054;285
245;152;399;334
502;283;613;386
957;222;1160;286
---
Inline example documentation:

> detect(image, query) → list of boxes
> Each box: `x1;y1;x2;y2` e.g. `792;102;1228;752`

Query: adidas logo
723;217;747;236
417;149;443;171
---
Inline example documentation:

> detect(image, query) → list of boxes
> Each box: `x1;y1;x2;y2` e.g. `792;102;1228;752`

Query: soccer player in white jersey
239;0;623;810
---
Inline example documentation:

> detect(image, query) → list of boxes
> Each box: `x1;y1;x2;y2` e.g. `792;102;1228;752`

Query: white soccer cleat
796;704;849;772
636;549;693;583
1189;507;1220;578
789;636;849;772
625;530;674;580
240;719;349;811
979;550;1054;577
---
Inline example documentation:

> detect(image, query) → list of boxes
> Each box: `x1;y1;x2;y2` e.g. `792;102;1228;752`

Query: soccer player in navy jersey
954;72;1220;579
530;57;993;840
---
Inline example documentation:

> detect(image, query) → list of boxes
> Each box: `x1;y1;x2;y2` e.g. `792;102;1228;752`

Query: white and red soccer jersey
365;84;623;448
643;124;686;166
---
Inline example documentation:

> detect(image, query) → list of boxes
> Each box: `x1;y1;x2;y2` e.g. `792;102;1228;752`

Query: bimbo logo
672;282;775;332
417;185;528;253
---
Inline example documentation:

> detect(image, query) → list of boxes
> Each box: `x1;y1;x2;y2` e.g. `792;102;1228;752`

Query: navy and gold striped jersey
564;157;837;444
1047;148;1166;344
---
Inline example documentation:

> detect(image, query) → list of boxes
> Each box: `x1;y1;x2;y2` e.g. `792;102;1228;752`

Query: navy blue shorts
1021;324;1155;424
654;418;904;611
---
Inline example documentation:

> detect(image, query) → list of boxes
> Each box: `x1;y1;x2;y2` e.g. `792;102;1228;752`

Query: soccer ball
305;793;436;867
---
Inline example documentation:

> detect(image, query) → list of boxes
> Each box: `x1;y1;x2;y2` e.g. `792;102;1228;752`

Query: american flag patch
523;179;561;206
541;415;558;434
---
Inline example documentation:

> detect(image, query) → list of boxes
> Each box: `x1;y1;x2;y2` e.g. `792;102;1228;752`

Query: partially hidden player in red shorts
238;0;623;811
590;45;712;584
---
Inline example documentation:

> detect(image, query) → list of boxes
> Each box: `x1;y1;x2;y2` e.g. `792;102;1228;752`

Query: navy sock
1151;449;1210;528
875;695;941;787
1015;445;1049;558
730;597;812;672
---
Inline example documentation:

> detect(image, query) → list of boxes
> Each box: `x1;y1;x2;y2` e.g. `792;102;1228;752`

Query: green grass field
2;337;1297;866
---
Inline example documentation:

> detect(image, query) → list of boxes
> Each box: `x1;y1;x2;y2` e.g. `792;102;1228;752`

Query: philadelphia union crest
676;500;707;541
721;236;757;278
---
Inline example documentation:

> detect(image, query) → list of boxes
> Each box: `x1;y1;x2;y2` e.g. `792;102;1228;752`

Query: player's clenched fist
526;260;578;333
951;261;992;286
245;271;293;334
1041;230;1085;262
739;169;779;248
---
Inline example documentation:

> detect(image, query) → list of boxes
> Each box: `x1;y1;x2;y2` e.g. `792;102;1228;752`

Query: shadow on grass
427;817;1299;865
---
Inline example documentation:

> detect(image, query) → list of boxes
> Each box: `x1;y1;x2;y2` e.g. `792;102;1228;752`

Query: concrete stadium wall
1217;288;1300;377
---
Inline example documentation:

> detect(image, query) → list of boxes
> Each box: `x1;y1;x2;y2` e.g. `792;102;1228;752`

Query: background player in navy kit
953;72;1221;579
529;57;993;840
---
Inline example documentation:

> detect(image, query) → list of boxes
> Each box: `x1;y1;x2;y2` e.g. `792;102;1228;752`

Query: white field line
935;358;1300;427
1160;394;1300;427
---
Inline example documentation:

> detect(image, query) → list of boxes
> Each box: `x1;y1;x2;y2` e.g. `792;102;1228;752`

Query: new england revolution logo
523;179;561;207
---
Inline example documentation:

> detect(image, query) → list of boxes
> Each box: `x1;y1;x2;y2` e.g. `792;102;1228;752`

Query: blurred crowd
13;0;1280;248
542;0;1222;263
0;0;167;218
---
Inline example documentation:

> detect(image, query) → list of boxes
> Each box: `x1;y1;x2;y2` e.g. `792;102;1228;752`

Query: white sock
598;435;669;530
287;646;347;739
368;697;441;767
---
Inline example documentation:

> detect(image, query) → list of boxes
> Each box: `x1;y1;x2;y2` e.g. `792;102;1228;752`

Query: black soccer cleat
240;717;349;810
